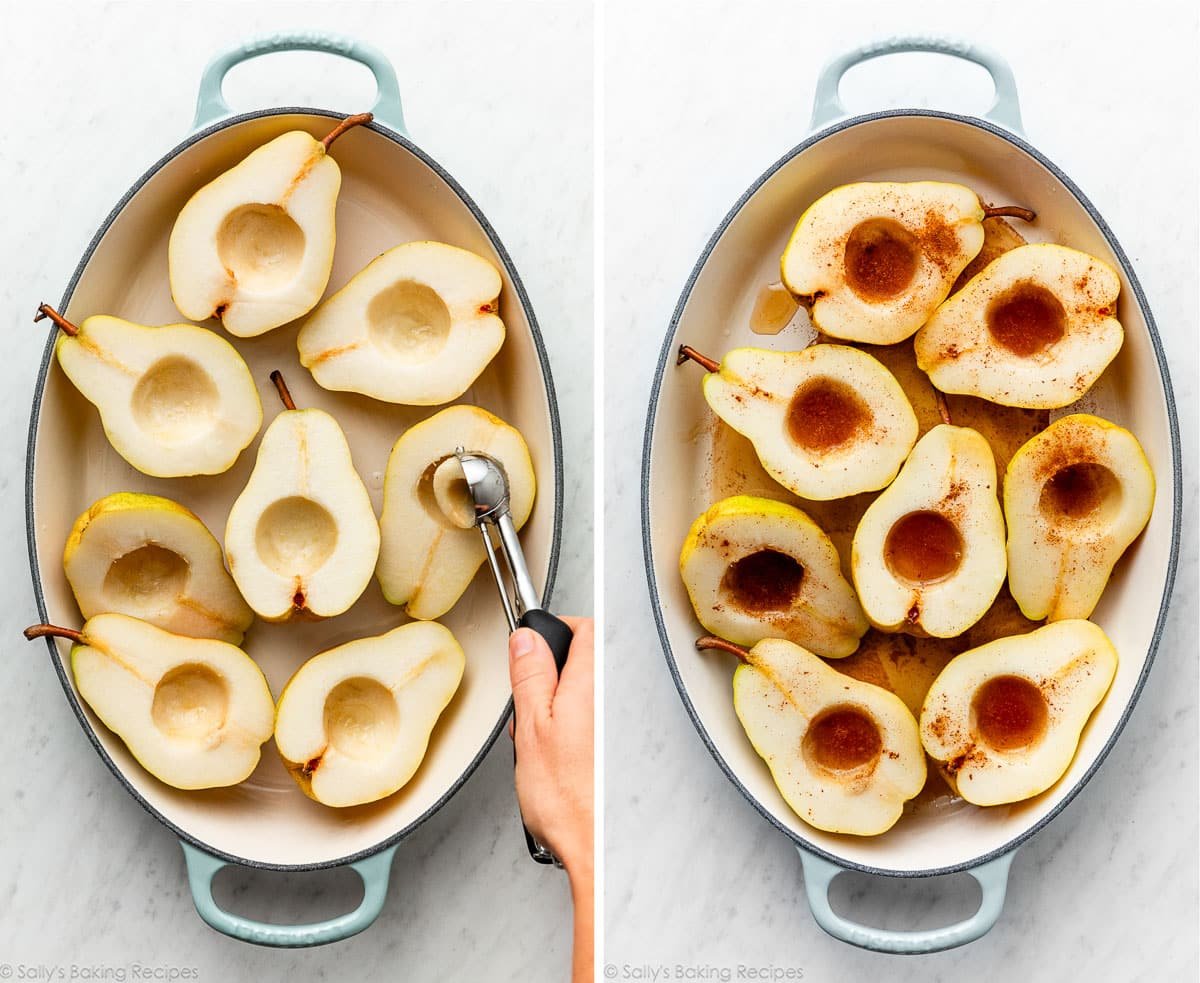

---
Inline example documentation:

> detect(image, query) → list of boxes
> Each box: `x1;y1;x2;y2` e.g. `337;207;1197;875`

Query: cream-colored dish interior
647;115;1176;873
31;113;557;867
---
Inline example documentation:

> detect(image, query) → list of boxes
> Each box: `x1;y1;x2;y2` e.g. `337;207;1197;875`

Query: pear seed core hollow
431;457;477;529
322;677;401;761
216;203;306;292
103;544;190;612
132;356;220;444
151;663;230;741
786;377;871;451
803;705;883;773
843;218;919;301
254;497;338;576
884;510;964;585
368;280;452;364
971;675;1049;751
721;549;804;611
986;281;1067;357
1039;462;1122;521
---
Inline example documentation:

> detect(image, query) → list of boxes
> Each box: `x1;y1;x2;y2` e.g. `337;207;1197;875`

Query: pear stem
321;112;373;150
270;370;297;411
934;389;953;426
983;204;1036;223
695;636;750;662
24;624;84;644
34;303;79;337
677;345;720;372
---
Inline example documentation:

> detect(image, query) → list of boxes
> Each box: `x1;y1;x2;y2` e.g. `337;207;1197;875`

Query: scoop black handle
513;608;573;864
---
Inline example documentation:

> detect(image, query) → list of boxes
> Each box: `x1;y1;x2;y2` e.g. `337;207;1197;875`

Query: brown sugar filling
986;281;1067;357
786;377;871;451
804;705;883;772
884;511;964;584
972;675;1048;751
844;219;920;301
1039;462;1120;520
721;549;804;611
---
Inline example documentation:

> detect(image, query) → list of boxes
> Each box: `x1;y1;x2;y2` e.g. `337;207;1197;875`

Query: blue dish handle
192;31;407;135
797;847;1017;954
181;841;398;948
810;36;1024;134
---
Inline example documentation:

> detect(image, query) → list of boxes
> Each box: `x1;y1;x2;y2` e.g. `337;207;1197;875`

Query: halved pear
224;373;380;622
915;244;1123;408
377;405;535;620
297;241;505;405
37;305;261;477
679;343;918;500
274;621;465;807
679;496;867;658
702;636;925;835
919;619;1118;806
852;425;1007;638
780;182;1033;344
1005;414;1154;621
25;614;274;789
63;492;253;644
169;113;372;337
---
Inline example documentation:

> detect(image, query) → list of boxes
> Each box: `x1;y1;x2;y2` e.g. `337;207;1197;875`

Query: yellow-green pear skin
679;496;867;658
53;314;262;477
698;344;918;500
377;405;535;620
298;241;506;405
920;620;1117;806
66;614;274;789
63;492;253;644
169;119;367;337
781;181;987;344
730;637;926;836
1004;414;1154;621
273;621;466;807
225;404;380;623
915;244;1124;409
852;425;1006;638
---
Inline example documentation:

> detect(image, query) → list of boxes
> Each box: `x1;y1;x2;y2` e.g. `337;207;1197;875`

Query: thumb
509;627;558;729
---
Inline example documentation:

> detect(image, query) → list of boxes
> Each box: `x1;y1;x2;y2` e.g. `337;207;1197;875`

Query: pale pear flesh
919;620;1118;806
915;244;1124;408
273;621;466;807
852;425;1007;638
63;492;253;644
377;404;535;621
59;614;274;789
781;181;987;344
169;128;347;337
1005;414;1154;621
729;637;926;836
699;345;919;500
679;495;867;658
53;314;262;477
225;406;380;622
297;241;506;406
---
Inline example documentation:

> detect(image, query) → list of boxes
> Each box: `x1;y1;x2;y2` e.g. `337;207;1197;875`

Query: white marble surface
0;2;591;980
604;0;1198;978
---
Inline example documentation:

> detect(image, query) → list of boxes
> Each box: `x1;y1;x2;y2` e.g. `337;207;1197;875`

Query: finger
508;627;558;729
557;617;594;686
507;718;514;740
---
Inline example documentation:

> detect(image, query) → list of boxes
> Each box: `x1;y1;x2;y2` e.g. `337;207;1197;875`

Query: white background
0;2;591;981
604;0;1198;979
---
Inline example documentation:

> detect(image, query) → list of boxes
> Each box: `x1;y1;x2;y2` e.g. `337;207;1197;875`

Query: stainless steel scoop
453;449;573;866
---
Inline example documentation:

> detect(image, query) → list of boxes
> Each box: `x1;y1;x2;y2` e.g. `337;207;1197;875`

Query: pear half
679;496;867;658
1005;414;1154;621
26;615;274;789
919;620;1118;806
39;306;261;477
225;373;380;622
683;344;918;500
274;621;466;807
781;181;1023;344
852;425;1007;638
169;114;371;337
915;244;1124;408
704;636;925;836
377;405;535;620
63;492;253;644
297;241;505;405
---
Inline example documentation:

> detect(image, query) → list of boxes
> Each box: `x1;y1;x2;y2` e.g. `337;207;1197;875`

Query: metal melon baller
452;448;573;865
